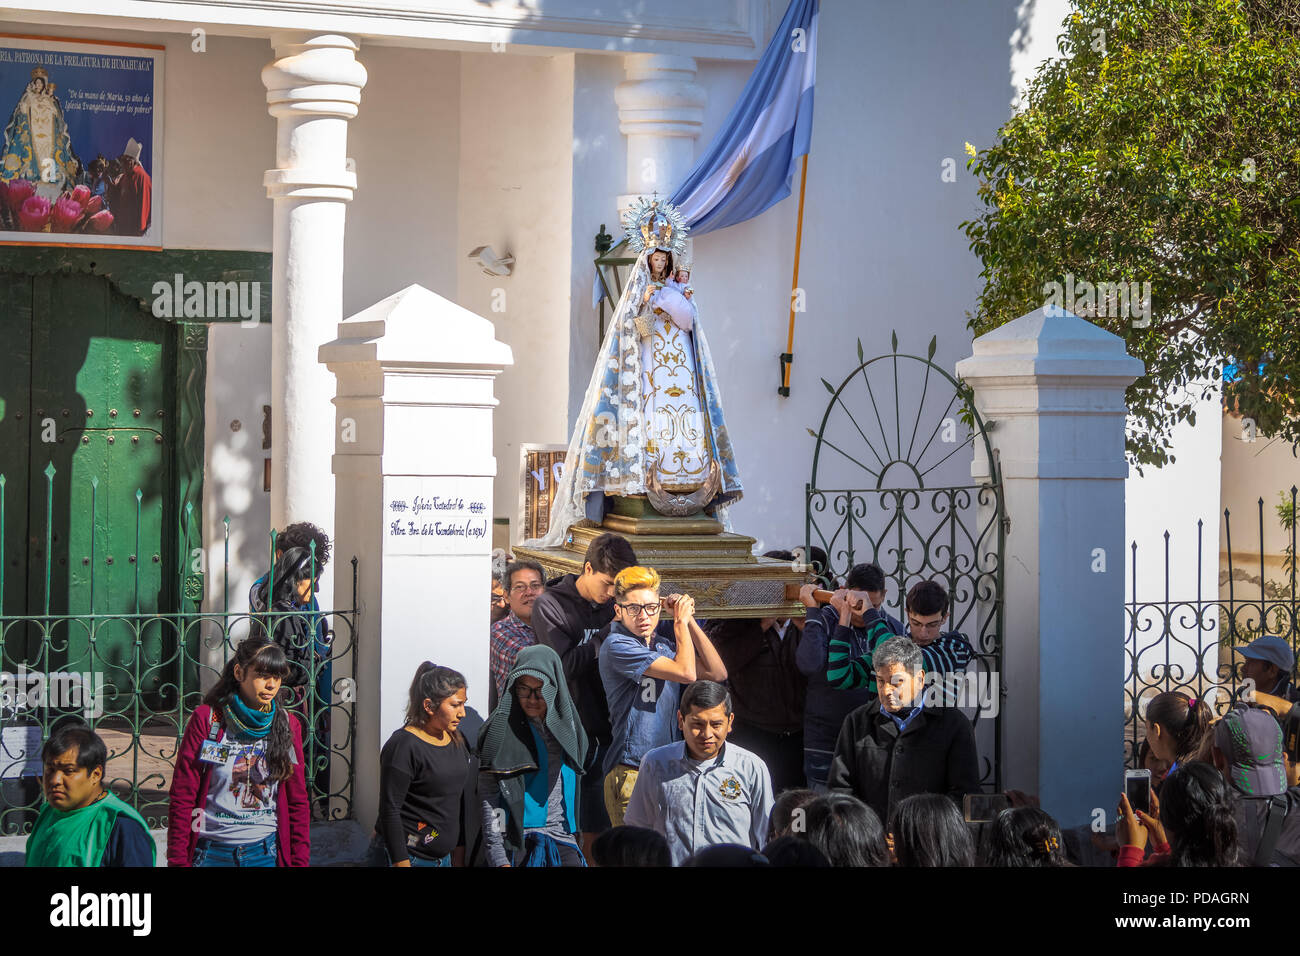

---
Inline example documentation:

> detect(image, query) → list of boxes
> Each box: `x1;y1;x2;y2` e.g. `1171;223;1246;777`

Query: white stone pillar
320;285;512;831
955;307;1144;827
615;54;706;218
263;33;367;610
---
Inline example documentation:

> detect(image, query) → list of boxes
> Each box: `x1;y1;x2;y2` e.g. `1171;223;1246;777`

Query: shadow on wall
201;322;274;673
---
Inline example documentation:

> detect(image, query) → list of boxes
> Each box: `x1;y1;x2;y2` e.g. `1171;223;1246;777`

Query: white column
320;285;512;831
262;33;367;610
955;307;1144;827
615;54;706;217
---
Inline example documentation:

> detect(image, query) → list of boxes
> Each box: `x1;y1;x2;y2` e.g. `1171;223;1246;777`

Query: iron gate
804;334;1006;789
0;463;358;834
1125;488;1299;766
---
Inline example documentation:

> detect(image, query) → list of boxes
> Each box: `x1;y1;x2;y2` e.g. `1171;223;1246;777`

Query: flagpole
780;152;809;396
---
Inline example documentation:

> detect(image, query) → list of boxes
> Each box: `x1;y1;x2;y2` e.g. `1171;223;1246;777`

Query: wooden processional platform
512;496;806;621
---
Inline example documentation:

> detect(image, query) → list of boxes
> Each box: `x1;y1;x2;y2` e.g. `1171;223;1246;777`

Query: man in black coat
827;635;979;825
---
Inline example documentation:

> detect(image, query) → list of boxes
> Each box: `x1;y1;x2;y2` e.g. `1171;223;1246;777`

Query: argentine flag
670;0;818;236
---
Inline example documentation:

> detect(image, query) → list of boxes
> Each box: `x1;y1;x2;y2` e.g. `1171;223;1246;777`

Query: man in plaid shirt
489;559;547;711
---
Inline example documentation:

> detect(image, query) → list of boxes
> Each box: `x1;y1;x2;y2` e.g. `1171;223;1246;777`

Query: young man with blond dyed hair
598;566;727;826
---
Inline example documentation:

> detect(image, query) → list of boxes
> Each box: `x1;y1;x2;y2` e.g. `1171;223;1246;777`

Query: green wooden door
0;276;35;657
1;271;176;703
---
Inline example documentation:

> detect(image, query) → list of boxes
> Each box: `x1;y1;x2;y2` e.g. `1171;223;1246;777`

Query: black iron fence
0;466;358;834
1124;486;1298;766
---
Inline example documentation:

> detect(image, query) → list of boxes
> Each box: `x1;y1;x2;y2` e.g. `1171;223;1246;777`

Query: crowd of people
22;528;1300;868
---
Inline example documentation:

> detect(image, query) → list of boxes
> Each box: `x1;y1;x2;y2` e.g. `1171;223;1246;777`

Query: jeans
509;836;587;867
804;749;832;793
193;833;277;867
367;833;452;868
580;739;611;834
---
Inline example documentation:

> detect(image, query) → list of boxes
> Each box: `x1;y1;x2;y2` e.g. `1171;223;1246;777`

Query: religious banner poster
0;35;163;248
519;444;568;543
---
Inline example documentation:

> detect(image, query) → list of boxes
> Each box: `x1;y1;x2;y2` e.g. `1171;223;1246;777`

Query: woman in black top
370;663;480;867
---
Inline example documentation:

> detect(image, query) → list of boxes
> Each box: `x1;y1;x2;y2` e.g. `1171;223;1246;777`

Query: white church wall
456;51;576;536
561;2;1027;575
202;322;273;628
1220;411;1300;622
567;53;634;432
344;45;461;317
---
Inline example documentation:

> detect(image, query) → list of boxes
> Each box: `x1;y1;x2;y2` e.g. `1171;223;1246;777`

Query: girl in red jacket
168;637;311;866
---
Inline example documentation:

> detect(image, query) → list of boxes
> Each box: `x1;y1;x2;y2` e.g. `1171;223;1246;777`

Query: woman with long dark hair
1117;761;1239;867
798;793;890;867
167;637;310;866
1144;691;1213;785
369;663;480;867
983;806;1071;867
889;794;975;867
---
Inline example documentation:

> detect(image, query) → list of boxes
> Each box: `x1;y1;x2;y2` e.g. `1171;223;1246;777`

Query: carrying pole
780;153;810;396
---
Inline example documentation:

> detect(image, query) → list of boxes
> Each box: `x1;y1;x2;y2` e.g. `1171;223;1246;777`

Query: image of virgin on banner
0;36;163;247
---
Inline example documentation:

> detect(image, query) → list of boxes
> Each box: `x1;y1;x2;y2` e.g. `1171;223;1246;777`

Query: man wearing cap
1210;705;1300;866
106;137;151;237
1234;635;1299;704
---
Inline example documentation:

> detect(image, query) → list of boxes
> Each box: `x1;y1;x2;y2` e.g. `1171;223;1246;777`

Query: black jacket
529;574;614;749
705;618;805;734
827;699;980;825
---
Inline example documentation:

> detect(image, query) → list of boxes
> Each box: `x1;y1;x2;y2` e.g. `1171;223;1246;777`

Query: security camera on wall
468;246;514;277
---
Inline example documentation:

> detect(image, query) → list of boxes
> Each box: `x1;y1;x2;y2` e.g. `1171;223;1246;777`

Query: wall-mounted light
468;245;514;277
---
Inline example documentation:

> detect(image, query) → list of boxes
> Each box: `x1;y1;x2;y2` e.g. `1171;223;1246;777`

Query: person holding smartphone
1116;761;1239;866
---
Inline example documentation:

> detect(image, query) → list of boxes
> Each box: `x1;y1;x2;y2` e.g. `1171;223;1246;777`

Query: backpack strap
1254;794;1289;867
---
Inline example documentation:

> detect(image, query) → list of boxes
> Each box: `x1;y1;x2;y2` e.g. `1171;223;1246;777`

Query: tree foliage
962;0;1300;468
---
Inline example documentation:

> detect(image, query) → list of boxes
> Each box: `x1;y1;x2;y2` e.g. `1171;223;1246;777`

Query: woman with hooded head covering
477;644;589;867
250;546;320;692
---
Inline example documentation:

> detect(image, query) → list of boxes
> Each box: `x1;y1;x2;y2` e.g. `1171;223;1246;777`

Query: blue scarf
223;692;276;739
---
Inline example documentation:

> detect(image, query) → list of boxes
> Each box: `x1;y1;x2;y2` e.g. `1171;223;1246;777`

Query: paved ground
0;819;371;866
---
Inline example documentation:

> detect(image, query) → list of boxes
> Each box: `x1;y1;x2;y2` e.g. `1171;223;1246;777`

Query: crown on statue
624;194;688;257
30;67;49;82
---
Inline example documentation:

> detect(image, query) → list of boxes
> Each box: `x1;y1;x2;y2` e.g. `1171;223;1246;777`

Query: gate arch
805;334;1006;788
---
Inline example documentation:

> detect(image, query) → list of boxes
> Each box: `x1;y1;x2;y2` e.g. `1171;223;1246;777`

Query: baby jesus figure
673;267;694;300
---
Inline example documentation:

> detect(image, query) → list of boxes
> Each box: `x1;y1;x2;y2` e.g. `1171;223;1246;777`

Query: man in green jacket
25;723;155;867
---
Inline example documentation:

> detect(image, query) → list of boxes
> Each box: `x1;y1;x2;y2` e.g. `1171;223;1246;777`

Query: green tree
962;0;1300;468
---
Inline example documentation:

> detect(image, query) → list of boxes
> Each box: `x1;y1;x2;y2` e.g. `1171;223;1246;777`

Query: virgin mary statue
1;67;80;198
532;196;742;547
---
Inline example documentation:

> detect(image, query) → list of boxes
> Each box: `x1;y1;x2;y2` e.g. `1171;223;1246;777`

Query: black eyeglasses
617;602;661;618
514;685;544;701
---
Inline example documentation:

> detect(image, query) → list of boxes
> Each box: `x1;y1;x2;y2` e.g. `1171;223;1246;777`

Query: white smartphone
1125;768;1153;815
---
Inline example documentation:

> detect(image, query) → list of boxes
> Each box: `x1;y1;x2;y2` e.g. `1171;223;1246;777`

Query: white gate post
956;307;1144;827
320;285;512;830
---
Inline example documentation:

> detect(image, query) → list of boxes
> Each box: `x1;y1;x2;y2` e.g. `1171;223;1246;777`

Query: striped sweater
827;617;974;692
